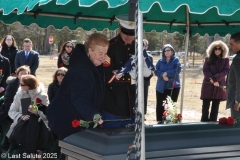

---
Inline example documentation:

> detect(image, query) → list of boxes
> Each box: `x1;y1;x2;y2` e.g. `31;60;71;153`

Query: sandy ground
37;55;230;125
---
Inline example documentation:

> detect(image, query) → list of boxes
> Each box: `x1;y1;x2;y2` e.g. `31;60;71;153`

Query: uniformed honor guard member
102;15;136;127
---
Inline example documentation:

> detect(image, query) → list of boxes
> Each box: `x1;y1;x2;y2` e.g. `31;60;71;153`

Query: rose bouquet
162;96;182;124
219;116;240;125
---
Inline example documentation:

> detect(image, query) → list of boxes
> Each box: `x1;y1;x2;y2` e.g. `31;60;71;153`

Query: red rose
176;114;182;119
13;74;17;77
59;63;63;67
36;98;42;104
72;120;80;128
227;117;235;125
163;111;167;117
219;117;228;124
173;82;177;87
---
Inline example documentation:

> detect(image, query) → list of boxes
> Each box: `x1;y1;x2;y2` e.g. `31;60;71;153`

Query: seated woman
8;75;49;160
47;33;108;139
0;65;30;152
48;67;68;102
47;67;67;157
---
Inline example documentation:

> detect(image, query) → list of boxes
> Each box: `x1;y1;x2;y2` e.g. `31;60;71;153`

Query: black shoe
157;121;162;124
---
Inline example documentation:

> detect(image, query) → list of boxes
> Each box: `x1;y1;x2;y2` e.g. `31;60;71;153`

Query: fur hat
206;40;229;58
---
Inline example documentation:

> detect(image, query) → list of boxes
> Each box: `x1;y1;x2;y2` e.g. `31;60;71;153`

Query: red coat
200;57;229;101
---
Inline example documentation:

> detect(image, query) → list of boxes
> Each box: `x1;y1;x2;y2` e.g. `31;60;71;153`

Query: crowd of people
0;15;239;159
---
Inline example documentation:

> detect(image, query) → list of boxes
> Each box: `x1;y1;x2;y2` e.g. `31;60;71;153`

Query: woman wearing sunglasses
48;67;68;102
155;44;182;124
200;40;229;122
8;75;49;159
57;41;75;68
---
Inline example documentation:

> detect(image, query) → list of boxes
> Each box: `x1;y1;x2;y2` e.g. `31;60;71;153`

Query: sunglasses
20;83;26;86
57;73;65;77
214;47;222;51
66;45;73;48
164;49;171;53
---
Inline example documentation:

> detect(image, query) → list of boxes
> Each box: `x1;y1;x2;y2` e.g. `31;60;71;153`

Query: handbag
8;119;28;146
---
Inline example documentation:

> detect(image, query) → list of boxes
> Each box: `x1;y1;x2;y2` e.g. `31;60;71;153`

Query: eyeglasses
20;83;26;86
6;39;12;41
66;45;73;48
214;47;222;51
164;49;171;53
57;73;65;77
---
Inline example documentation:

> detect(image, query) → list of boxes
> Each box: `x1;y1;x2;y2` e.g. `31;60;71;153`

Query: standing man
143;39;153;117
102;15;136;127
226;32;240;118
15;38;39;76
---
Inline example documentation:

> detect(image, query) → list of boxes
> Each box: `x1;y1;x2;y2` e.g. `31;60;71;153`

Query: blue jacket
154;55;181;93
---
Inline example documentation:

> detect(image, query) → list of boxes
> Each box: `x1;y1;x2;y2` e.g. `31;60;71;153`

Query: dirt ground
37;55;230;125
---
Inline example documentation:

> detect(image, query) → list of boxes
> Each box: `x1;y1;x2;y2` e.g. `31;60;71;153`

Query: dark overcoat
1;47;18;74
46;44;105;139
200;41;230;101
226;51;240;109
103;34;136;118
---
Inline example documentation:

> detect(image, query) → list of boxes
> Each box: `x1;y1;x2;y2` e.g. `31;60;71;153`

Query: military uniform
103;34;136;120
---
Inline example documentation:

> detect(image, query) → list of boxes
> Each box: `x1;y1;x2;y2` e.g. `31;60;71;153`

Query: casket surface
60;123;240;160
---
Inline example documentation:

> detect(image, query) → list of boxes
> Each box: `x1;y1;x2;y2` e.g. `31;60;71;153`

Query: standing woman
200;40;229;122
1;35;18;74
48;67;68;102
57;41;74;68
0;44;10;97
154;44;182;124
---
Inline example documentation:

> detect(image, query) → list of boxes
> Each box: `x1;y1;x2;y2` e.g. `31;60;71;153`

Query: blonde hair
84;33;109;53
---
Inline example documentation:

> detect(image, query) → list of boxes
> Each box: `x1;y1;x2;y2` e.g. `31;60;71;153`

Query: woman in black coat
57;41;74;68
0;66;30;151
1;35;18;74
48;67;68;102
47;33;109;139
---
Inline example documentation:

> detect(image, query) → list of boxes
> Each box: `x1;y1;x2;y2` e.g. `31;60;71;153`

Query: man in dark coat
47;33;108;139
102;15;136;127
143;39;153;116
15;38;39;76
226;32;240;118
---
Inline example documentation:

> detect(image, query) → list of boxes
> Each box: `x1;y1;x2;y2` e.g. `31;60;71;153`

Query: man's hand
234;103;240;111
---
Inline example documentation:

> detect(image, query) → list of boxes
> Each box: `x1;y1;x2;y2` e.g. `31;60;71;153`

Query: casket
59;123;240;160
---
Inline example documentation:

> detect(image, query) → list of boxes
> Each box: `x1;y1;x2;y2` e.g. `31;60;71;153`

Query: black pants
25;114;49;153
144;82;149;115
156;88;180;122
201;99;220;122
